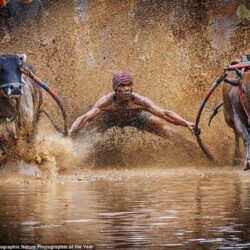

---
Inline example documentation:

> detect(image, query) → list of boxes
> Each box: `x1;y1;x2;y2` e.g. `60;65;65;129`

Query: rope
20;65;68;135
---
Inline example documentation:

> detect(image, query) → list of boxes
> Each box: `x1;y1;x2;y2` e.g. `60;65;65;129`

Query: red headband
112;70;133;90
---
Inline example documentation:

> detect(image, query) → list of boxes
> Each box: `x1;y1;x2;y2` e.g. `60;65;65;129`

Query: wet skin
68;81;196;137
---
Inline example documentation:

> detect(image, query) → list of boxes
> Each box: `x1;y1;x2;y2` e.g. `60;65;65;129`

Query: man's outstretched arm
68;94;112;136
68;107;102;136
138;95;197;133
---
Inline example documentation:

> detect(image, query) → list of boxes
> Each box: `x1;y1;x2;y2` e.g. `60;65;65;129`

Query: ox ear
16;54;27;66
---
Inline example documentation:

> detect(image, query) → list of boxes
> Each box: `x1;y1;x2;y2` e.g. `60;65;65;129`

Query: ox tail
39;109;67;135
208;102;223;126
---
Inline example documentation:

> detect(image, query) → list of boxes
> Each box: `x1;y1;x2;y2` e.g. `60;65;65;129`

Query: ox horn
17;54;27;64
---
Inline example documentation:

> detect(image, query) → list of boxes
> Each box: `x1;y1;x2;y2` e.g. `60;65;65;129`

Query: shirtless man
69;71;197;137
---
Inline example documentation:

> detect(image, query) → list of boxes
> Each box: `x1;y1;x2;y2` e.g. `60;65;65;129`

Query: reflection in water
0;172;250;249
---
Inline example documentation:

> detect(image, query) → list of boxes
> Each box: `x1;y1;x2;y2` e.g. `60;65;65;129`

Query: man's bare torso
98;92;149;110
95;92;152;128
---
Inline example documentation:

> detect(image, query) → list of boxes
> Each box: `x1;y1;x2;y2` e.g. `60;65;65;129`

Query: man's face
116;81;133;100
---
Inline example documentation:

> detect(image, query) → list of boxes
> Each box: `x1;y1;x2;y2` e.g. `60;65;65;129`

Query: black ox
0;54;42;165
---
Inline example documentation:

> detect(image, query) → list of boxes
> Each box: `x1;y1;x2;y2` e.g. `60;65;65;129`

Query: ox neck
0;96;18;121
238;88;250;125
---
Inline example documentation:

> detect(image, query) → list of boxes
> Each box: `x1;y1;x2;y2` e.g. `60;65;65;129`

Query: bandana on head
112;70;133;91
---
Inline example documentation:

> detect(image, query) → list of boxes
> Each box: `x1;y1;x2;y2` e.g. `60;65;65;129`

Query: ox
223;56;250;170
0;54;42;165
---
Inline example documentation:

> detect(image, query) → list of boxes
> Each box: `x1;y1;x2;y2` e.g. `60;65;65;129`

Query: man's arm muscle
135;94;190;127
68;94;112;135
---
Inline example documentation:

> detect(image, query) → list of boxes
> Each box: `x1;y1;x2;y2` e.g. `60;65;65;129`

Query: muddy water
0;168;250;249
1;1;250;248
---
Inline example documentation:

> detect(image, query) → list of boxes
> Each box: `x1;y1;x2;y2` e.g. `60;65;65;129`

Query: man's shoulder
101;92;115;101
94;92;114;107
132;92;144;99
132;92;152;102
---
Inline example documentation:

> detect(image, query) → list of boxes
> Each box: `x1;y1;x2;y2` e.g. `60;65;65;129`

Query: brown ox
223;58;250;170
0;54;42;165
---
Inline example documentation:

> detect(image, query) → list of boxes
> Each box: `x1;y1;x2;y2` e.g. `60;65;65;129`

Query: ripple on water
0;170;250;249
63;219;92;223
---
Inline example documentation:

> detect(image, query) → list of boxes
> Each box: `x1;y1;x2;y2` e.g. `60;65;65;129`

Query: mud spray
0;0;250;177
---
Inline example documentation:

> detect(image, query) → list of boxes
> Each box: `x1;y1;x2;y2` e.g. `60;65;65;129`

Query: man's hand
187;122;200;135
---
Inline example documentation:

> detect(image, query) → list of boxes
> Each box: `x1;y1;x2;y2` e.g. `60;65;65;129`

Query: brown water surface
0;168;250;249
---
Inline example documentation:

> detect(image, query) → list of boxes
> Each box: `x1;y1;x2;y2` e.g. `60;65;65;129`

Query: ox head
228;56;250;97
237;56;250;98
0;54;26;98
